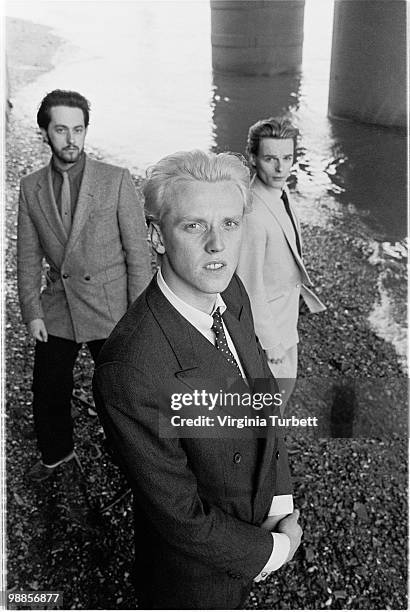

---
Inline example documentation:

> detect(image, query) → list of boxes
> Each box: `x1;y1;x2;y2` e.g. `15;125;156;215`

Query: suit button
233;452;241;464
275;450;280;460
228;570;242;579
62;273;69;279
84;275;91;281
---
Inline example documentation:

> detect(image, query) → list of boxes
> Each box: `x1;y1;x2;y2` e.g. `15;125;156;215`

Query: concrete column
212;71;301;153
328;0;406;129
211;0;305;75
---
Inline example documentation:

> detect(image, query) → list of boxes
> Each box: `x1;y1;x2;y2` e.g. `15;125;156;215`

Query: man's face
41;106;87;166
251;137;294;190
153;180;245;312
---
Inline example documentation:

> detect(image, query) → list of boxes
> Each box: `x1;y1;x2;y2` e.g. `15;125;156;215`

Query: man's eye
75;128;84;134
56;128;65;134
224;220;240;230
184;223;203;231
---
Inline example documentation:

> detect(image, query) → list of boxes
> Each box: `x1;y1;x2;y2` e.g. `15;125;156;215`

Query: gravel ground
5;16;408;611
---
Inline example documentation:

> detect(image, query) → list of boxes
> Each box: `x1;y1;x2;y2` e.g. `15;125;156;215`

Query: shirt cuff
268;494;294;516
254;533;290;581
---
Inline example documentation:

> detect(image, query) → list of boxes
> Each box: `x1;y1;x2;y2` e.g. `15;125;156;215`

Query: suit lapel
253;177;311;282
146;278;253;416
35;164;67;246
221;303;262;382
146;277;245;379
146;277;199;373
147;276;278;508
64;156;96;259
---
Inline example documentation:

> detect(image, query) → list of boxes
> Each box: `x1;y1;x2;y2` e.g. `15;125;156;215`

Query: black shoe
27;451;75;482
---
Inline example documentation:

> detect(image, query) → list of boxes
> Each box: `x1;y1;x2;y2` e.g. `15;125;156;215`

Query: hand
265;345;286;365
260;513;288;532
277;509;302;562
28;319;48;342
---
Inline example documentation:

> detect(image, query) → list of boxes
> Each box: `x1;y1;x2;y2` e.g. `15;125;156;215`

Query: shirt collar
156;267;226;335
253;174;288;199
52;151;86;178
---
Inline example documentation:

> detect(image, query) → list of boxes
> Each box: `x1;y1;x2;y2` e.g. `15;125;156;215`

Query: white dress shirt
156;268;293;579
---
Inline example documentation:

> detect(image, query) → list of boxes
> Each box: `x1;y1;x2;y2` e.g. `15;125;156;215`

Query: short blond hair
143;149;251;224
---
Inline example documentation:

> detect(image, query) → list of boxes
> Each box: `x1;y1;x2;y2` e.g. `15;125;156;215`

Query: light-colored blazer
17;155;153;342
237;175;325;352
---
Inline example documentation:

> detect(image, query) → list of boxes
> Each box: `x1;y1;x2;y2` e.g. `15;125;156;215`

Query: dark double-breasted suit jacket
93;273;292;609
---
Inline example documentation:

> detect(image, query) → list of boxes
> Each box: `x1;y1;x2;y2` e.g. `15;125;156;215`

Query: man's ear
40;128;49;144
149;222;166;255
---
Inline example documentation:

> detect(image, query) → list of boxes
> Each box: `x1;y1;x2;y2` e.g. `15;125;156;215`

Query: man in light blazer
93;150;302;609
17;89;152;481
237;117;325;402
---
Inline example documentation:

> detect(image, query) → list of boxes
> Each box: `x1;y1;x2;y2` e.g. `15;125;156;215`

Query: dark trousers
32;334;106;465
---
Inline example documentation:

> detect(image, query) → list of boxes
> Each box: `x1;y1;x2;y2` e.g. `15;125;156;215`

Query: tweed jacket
17;155;153;342
93;274;292;609
237;176;325;351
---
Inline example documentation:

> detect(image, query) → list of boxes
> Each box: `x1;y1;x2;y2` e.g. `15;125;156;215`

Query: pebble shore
5;16;407;611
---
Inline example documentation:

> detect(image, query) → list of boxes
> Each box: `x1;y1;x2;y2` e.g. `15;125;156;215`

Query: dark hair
37;90;91;130
246;116;299;159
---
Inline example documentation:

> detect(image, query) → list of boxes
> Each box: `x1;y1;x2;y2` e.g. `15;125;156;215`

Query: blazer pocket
267;291;285;303
89;207;116;226
98;207;115;217
43;271;64;295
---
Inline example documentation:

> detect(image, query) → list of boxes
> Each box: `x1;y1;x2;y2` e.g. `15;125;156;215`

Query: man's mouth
204;262;225;270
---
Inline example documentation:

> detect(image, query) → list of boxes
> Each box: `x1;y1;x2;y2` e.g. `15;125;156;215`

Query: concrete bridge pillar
210;0;305;75
328;0;406;129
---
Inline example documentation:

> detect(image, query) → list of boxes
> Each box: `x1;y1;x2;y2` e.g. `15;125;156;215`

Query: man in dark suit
93;150;302;609
17;89;152;481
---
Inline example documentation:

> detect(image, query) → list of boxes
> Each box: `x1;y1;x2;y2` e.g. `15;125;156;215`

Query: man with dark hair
36;89;91;132
93;150;302;609
17;89;152;481
237;117;325;401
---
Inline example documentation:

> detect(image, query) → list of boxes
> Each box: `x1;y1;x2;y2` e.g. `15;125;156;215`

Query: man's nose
66;130;75;144
205;228;225;253
275;159;282;172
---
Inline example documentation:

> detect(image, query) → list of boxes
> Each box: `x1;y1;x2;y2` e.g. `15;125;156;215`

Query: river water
5;0;408;366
